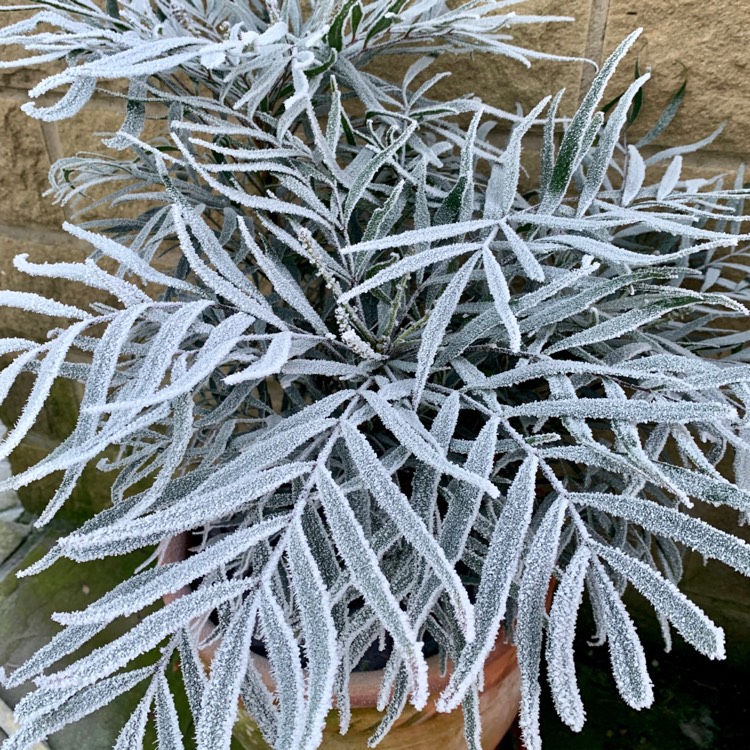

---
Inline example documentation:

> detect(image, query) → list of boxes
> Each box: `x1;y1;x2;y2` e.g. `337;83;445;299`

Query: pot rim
159;530;518;708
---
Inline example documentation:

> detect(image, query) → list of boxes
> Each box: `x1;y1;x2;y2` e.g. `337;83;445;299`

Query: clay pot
160;532;521;749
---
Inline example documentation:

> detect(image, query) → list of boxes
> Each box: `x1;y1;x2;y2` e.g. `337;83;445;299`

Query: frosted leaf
546;297;704;354
440;418;499;563
0;337;36;356
571;493;750;575
589;562;653;710
367;665;409;748
108;300;211;406
539;89;565;197
224;332;292;385
21;76;96;121
622;145;647;206
283;360;364;378
156;673;185;750
338;241;483;305
466;358;673;391
38;580;258;691
545;546;590;731
171;206;287;327
62;463;311;544
654;463;750;512
644;124;725;167
637;79;686;147
62;223;196;291
196;597;258;750
539;444;659;484
0;320;89;463
239;652;279;747
104;77;147;151
488;97;550;219
431;391;461;452
436;308;501;367
0;51;65;69
414;252;479;407
174;205;276;312
213;416;339;478
259;586;306;750
541;29;642;209
347;124;417;220
657;155;683;201
519;269;679;334
410;391;460;521
97;312;254;411
17;481;160;578
3;666;153;750
437;456;538;713
112;394;194;522
177;630;207;719
360;391;498;498
55;518;287;626
499;219;545;282
287;521;337;750
577;72;651;216
1;623;104;689
0;291;90;320
13;254;148;306
516;496;568;750
514;261;600;316
113;689;152;750
39;304;146;469
237;220;328;335
341;421;475;641
603;380;689;502
341;220;498;256
461;684;483;750
325;75;342;153
13;676;83;725
734;428;750;492
300;505;342;590
505;398;737;424
361;179;407;245
315;466;428;708
601;207;743;246
3;404;170;501
592;543;725;659
482;246;521;352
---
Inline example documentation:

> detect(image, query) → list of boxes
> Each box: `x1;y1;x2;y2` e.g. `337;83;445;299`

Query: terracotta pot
160;532;521;750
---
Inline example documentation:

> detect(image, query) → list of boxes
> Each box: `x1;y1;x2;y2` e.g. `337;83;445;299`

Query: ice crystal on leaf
1;1;750;748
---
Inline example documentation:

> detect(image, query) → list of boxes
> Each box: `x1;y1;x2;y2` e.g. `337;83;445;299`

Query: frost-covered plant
1;1;750;749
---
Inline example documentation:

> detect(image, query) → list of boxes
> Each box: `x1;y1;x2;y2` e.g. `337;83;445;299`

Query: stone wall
0;1;748;643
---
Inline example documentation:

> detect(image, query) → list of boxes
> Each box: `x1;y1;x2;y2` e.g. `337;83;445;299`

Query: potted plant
1;1;750;749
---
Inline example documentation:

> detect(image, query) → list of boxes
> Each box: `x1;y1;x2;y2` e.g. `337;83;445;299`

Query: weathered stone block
602;0;750;163
0;231;105;340
368;0;594;117
0;97;63;228
0;520;23;565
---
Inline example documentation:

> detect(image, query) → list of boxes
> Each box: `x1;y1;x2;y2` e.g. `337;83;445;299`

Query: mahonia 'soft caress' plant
1;1;750;749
